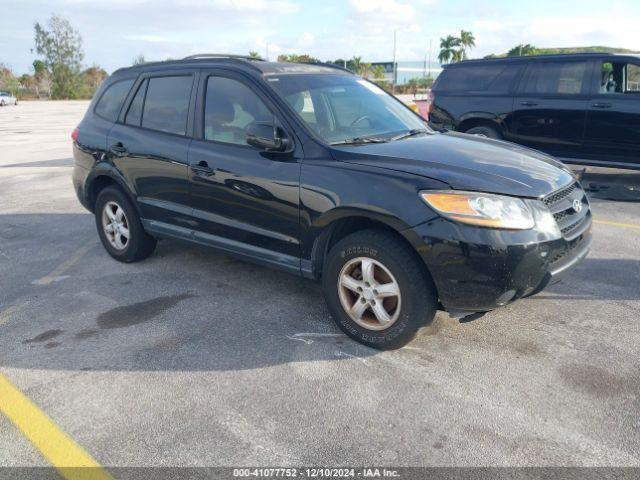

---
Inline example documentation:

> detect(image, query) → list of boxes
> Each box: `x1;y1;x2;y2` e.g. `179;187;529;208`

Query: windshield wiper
389;129;429;142
330;136;388;146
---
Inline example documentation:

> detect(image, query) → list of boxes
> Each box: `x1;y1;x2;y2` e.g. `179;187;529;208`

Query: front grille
543;182;590;240
543;183;576;207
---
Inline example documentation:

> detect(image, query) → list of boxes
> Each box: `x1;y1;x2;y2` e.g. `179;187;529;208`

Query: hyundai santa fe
72;54;592;349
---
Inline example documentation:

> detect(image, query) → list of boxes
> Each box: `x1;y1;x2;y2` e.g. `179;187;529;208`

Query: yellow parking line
594;219;640;230
0;373;113;480
33;241;95;286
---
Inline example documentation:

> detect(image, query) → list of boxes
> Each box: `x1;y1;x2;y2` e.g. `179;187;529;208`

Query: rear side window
125;79;148;126
435;64;520;93
94;79;134;121
142;75;193;135
522;61;587;95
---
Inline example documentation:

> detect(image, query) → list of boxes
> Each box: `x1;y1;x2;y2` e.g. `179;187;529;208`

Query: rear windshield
434;63;521;93
94;79;134;121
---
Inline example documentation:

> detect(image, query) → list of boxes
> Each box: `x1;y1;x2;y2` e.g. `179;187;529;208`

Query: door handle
520;101;538;107
109;142;128;157
190;161;214;176
592;102;612;109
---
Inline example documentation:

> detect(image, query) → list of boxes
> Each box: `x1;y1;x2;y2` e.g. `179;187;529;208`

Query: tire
0;100;5;107
465;125;501;139
95;186;156;262
322;229;437;350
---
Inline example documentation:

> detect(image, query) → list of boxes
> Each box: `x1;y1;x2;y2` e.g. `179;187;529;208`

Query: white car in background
0;91;17;106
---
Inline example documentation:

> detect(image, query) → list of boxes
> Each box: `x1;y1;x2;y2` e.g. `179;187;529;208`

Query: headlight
420;190;534;230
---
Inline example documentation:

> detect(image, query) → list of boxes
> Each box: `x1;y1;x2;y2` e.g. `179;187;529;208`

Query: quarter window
523;62;587;95
435;64;521;93
141;75;193;136
94;79;134;121
204;76;274;145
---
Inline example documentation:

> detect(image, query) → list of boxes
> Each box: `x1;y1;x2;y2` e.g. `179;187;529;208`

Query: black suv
429;53;640;169
72;54;591;349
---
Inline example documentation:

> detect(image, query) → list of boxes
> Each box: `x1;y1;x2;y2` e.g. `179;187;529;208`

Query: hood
331;131;575;198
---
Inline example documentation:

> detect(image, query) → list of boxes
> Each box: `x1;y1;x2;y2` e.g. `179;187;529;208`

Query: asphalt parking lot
1;101;639;471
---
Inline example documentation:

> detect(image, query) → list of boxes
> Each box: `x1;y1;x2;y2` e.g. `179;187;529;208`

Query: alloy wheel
102;201;130;250
337;256;402;330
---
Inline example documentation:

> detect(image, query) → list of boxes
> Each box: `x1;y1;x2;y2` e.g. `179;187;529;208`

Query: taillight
71;127;79;142
425;90;434;117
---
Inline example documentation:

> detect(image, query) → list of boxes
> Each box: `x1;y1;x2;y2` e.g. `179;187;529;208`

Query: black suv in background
73;55;591;349
429;53;640;169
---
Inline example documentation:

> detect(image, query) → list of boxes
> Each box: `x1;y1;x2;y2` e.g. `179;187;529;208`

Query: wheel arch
457;114;503;135
85;163;139;214
308;211;437;296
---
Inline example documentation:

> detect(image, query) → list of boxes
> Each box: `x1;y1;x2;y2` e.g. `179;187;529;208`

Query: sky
1;0;639;74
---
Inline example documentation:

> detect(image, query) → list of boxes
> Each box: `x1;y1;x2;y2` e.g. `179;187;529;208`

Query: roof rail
182;53;264;61
315;62;355;74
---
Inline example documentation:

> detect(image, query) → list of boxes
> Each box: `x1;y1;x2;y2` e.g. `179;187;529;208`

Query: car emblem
572;199;583;213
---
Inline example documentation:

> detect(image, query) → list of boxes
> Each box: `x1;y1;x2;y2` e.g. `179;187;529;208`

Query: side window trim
194;68;293;148
116;70;197;137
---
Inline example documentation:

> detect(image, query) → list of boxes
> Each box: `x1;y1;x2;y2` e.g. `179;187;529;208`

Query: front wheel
322;230;437;350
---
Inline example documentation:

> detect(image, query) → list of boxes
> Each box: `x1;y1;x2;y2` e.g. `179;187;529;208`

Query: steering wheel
350;115;370;128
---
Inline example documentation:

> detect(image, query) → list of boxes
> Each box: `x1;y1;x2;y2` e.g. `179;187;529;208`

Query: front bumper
405;214;592;313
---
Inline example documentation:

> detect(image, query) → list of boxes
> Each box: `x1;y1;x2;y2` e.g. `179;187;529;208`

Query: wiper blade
330;136;388;146
389;129;429;141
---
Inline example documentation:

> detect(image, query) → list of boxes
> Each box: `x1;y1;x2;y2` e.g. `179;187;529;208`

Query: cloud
181;0;300;14
472;14;639;57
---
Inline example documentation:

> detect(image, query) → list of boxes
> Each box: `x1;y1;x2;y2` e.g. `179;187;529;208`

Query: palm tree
371;65;386;80
248;51;262;59
438;36;460;64
459;30;476;59
451;49;465;63
350;56;371;76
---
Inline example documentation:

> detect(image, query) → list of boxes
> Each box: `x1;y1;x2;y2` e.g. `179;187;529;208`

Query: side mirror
246;121;288;151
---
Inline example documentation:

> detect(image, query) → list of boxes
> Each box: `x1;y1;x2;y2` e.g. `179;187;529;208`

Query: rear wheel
465;125;501;139
322;230;437;350
95;186;156;262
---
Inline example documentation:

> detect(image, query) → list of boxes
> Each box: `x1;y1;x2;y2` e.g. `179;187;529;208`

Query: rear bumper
405;216;592;313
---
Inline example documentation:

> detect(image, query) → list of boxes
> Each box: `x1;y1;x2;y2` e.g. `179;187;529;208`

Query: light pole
392;30;397;94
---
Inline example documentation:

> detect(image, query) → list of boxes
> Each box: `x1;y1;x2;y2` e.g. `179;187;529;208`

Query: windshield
265;74;429;145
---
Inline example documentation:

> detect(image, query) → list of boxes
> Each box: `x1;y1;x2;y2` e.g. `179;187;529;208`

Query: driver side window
204;76;274;145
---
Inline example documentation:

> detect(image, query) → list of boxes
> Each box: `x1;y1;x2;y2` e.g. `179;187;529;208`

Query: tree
34;14;84;99
0;64;20;95
132;54;146;65
277;54;320;63
371;64;386;80
248;51;262;59
32;59;51;97
459;30;476;60
507;44;538;57
438;35;460;64
349;56;372;76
